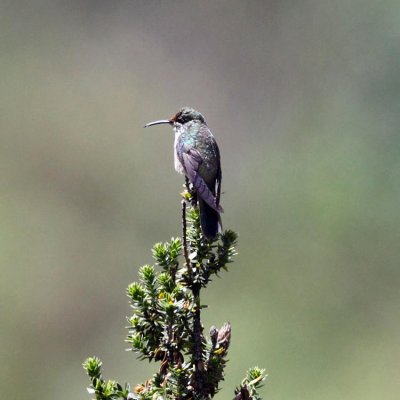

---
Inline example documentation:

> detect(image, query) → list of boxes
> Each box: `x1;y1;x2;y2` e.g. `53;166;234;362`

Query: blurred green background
1;1;399;399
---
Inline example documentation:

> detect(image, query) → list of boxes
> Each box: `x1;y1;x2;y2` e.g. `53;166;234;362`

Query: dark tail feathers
199;198;222;239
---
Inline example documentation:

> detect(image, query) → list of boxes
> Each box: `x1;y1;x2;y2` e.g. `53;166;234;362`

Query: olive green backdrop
1;1;399;399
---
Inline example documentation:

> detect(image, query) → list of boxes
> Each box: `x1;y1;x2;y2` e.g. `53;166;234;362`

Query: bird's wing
214;142;222;207
197;124;222;207
179;145;223;213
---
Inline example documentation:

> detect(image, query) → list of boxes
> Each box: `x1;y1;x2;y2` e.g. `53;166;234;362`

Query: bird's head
144;107;205;128
171;107;205;125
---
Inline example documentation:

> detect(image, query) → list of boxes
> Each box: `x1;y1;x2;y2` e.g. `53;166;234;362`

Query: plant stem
192;282;205;399
182;200;191;278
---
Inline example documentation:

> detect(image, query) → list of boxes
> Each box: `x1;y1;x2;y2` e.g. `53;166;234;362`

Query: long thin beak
144;119;172;128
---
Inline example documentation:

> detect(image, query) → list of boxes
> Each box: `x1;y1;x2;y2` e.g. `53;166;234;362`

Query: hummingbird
145;107;223;239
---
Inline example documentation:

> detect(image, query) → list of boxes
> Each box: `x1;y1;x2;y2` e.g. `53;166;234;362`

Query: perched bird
145;107;223;238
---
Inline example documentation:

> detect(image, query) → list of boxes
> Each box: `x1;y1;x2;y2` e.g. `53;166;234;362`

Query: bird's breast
174;129;185;174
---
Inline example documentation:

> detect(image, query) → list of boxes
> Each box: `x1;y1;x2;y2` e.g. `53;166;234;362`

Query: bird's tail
199;197;222;239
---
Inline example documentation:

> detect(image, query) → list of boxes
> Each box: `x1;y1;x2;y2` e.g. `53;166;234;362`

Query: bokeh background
1;1;399;399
